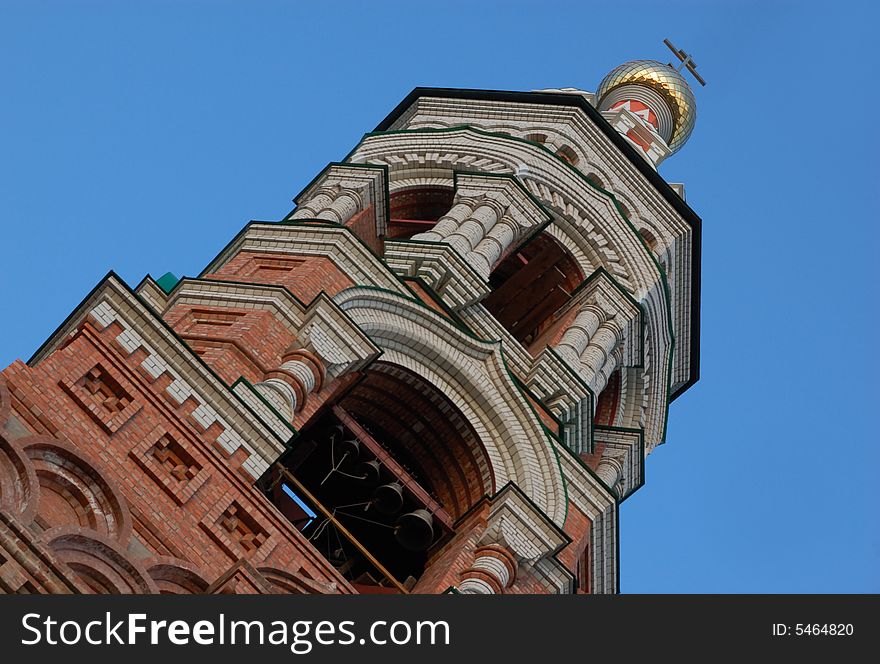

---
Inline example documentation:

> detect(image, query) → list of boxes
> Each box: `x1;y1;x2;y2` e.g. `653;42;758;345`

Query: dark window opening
524;132;548;145
262;363;492;593
639;227;658;252
387;187;454;239
266;411;448;593
555;145;579;166
585;172;604;188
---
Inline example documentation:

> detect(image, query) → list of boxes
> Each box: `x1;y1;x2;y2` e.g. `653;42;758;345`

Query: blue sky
0;1;876;593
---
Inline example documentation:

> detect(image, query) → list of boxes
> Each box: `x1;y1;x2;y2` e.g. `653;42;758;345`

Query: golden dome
596;60;696;154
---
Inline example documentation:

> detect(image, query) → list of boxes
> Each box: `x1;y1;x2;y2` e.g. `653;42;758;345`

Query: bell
321;423;344;443
336;438;360;466
358;459;381;484
372;482;404;515
395;509;434;551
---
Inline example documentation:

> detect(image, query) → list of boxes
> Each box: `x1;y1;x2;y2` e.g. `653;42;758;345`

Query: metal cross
664;38;707;86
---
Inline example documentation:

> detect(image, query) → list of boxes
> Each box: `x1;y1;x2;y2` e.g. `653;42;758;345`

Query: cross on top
663;38;707;86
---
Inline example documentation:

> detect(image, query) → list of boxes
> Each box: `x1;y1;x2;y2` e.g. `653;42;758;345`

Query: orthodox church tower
0;52;701;594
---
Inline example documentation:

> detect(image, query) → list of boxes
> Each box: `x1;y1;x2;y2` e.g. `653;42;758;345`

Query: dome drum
596;60;697;154
598;84;675;144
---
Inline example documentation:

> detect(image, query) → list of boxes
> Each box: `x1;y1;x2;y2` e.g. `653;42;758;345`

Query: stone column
411;201;475;242
593;346;623;397
455;484;571;594
253;348;325;422
443;203;502;255
458;545;518;594
580;321;621;394
469;217;519;278
556;306;604;365
405;174;550;282
289;183;363;224
287;164;388;235
412;199;511;279
595;448;628;496
557;309;627;397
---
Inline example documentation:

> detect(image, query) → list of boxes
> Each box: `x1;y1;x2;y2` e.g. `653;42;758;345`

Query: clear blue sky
1;1;876;593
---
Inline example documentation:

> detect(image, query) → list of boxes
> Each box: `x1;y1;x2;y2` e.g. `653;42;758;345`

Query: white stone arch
348;127;673;446
333;286;567;525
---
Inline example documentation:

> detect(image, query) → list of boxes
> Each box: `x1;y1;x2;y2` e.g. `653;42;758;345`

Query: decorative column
458;545;518;594
469;216;520;278
595;447;628;497
411;200;476;243
287;163;388;236
453;484;571;594
253;347;325;422
384;173;550;309
553;274;643;400
580;321;623;395
290;183;362;223
409;174;547;280
556;306;604;365
557;307;624;396
412;198;507;279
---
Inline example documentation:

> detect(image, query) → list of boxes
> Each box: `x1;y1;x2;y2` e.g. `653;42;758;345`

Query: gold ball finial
596;60;697;154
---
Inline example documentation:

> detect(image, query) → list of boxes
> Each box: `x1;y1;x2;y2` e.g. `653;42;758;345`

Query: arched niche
0;432;38;524
45;528;157;594
333;286;566;523
20;437;131;542
337;361;493;519
145;557;210;594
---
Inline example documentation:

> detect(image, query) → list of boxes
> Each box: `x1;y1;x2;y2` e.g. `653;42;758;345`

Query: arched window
524;132;548;145
555;144;579;166
585;172;604;188
638;227;658;252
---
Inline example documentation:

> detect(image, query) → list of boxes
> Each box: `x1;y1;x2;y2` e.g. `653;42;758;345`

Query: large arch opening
265;362;491;593
483;233;585;345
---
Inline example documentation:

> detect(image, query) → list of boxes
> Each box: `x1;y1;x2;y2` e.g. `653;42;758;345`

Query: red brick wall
345;205;384;256
206;252;355;302
162;306;295;386
0;318;352;595
559;501;592;584
413;505;488;593
527;304;582;357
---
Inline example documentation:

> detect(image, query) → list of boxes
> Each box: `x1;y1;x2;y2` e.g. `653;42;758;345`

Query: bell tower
0;47;701;595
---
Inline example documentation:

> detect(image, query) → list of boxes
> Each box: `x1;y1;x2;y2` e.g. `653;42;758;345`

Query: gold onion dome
597;59;696;154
